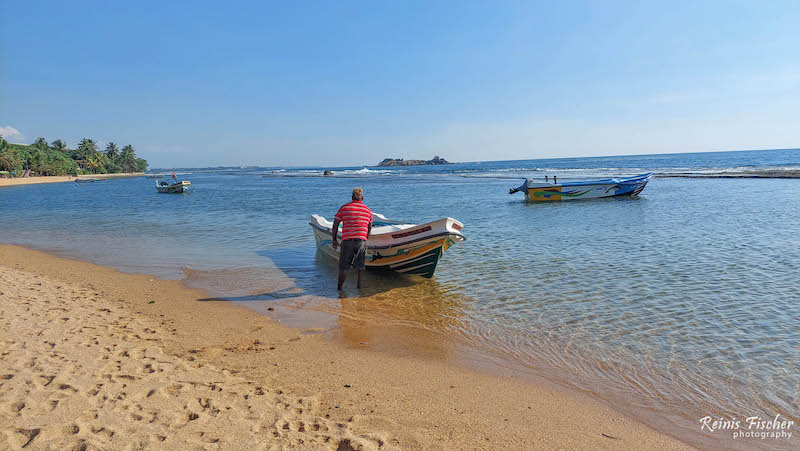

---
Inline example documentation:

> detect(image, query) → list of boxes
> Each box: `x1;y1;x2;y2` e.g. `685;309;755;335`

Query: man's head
352;187;364;201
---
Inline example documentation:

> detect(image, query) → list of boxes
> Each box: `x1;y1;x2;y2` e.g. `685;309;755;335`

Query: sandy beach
4;1;797;448
0;244;692;450
0;173;145;188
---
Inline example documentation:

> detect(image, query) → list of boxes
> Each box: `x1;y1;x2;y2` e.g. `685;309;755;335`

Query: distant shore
0;244;692;450
0;172;144;187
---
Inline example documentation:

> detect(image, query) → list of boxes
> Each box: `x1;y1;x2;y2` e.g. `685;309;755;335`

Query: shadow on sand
197;247;420;303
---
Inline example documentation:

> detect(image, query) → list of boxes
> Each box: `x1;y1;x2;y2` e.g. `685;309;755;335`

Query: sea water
1;148;798;443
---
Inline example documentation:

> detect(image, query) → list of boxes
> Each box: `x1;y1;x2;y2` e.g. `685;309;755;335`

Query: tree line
0;135;148;176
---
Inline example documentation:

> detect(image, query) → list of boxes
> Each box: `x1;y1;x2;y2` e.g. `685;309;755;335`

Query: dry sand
0;173;145;188
0;245;693;450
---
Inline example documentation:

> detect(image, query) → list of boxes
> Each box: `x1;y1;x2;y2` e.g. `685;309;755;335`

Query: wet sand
0;173;145;188
0;244;692;450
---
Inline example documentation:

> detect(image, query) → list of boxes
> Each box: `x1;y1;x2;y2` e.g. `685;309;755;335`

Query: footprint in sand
1;268;394;451
8;400;25;413
6;428;41;448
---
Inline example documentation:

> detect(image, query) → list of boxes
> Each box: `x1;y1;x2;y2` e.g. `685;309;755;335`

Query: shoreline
0;172;145;188
0;244;694;450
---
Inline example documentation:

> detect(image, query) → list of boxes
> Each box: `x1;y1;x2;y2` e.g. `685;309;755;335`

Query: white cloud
0;125;25;143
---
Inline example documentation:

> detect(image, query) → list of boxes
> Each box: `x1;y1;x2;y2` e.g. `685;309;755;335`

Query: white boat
309;213;465;278
509;173;653;201
155;180;191;193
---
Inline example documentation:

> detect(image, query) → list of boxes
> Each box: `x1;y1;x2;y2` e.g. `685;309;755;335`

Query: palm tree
87;155;101;172
51;139;69;154
33;137;50;151
0;154;13;171
86;152;109;174
75;138;98;169
0;152;19;171
0;136;16;171
134;157;149;172
104;142;119;161
0;135;19;172
120;145;136;172
29;147;50;175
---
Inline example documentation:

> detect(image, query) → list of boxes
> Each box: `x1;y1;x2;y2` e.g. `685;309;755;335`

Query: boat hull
514;173;653;201
310;215;465;278
156;180;191;193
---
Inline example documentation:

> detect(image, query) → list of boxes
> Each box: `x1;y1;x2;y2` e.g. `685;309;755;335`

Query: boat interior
311;214;417;235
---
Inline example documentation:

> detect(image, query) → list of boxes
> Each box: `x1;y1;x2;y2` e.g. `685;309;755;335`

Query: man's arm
367;222;372;239
331;219;341;249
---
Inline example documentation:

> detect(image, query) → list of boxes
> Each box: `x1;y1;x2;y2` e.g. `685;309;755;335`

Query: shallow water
1;149;798;442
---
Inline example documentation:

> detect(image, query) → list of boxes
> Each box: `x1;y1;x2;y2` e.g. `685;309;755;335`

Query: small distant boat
155;180;191;193
309;213;465;278
75;178;102;183
509;173;654;201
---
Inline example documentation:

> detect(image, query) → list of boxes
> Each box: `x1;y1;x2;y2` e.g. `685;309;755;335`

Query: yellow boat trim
527;187;561;201
370;238;446;265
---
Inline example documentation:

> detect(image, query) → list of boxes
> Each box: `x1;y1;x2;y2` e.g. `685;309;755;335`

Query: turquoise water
1;149;798;441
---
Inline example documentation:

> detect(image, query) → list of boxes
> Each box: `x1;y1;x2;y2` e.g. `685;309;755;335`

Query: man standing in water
331;188;372;290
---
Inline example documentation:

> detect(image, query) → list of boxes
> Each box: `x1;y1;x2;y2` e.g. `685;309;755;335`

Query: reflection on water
1;150;799;447
188;247;472;362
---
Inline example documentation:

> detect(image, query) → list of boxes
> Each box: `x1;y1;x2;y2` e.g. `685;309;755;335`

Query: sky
1;1;799;168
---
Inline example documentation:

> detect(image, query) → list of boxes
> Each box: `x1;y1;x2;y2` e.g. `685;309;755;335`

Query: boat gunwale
308;221;465;250
523;172;653;189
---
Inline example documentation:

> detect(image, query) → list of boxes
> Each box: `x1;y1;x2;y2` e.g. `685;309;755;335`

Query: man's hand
332;239;339;250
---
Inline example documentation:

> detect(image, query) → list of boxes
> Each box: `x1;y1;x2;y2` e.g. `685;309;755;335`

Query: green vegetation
0;135;148;176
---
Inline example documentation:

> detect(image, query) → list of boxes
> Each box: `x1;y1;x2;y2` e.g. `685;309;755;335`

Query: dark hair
352;187;363;201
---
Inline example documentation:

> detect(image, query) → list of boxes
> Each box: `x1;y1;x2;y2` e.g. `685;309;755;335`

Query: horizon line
149;146;799;171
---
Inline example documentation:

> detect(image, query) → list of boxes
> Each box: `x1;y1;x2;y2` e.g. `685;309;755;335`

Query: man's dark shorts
339;239;367;270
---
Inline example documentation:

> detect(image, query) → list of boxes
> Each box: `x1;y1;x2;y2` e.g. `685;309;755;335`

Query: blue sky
1;1;799;167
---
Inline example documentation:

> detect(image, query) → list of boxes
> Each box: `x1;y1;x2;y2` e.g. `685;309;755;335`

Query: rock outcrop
376;156;451;167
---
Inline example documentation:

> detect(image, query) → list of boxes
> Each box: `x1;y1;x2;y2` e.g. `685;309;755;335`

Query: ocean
1;148;798;442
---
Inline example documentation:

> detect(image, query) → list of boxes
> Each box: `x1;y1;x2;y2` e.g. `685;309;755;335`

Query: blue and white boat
509;173;653;201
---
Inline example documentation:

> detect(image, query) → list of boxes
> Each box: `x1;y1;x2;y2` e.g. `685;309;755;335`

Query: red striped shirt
334;201;372;241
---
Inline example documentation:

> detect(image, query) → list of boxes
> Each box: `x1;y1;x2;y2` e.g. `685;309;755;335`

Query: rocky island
376;156;451;167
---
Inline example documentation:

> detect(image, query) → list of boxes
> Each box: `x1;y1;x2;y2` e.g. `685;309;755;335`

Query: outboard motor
509;180;527;195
